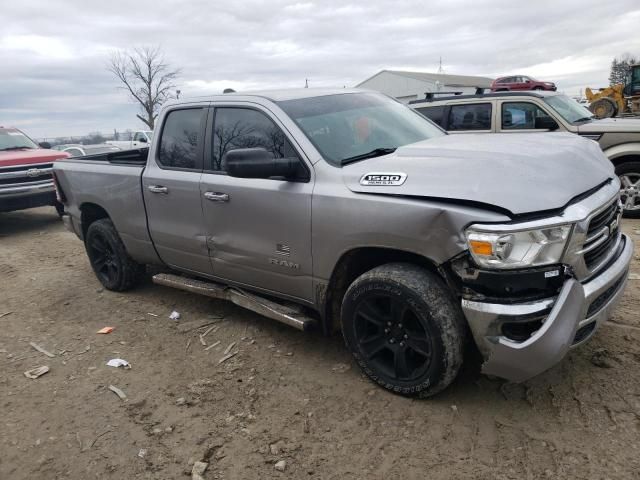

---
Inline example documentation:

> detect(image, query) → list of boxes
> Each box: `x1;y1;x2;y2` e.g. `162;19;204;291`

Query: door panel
200;105;313;301
143;167;211;274
142;106;213;274
200;174;313;300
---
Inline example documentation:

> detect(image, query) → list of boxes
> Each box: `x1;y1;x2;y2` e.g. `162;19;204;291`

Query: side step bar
152;273;316;331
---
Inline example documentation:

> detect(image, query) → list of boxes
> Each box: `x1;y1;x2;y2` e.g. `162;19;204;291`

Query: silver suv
411;91;640;217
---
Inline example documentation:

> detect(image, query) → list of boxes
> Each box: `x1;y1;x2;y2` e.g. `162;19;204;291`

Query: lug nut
389;339;395;344
398;324;402;328
399;342;405;347
387;321;392;326
384;328;390;334
403;334;408;339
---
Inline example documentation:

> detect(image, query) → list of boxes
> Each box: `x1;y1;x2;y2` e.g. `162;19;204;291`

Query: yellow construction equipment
586;64;640;118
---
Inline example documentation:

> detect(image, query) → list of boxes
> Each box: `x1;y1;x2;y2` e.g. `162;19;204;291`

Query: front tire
341;263;466;397
85;218;145;291
616;161;640;218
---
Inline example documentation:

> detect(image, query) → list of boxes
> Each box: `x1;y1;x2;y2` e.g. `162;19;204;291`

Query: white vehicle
106;131;153;150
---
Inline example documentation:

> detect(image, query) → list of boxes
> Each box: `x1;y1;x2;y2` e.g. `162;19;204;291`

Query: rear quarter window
415;106;445;127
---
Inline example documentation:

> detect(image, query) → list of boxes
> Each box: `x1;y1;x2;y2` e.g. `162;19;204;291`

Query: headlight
465;224;572;269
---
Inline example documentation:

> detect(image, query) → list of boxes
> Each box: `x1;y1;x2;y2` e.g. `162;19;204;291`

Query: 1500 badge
360;172;407;186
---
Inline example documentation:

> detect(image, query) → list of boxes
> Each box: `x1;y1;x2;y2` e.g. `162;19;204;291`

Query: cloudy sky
2;0;639;138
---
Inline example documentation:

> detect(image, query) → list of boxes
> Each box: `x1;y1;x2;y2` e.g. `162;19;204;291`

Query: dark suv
491;75;556;92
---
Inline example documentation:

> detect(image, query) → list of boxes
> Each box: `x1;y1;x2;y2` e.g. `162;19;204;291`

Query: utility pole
437;57;444;74
305;78;309;88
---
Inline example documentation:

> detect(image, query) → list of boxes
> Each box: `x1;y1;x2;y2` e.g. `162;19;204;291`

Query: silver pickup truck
54;89;633;397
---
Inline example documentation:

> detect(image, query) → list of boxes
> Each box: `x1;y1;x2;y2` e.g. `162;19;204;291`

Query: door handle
148;185;169;194
203;191;230;202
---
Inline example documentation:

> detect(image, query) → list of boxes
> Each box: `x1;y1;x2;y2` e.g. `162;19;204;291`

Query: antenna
437;57;444;74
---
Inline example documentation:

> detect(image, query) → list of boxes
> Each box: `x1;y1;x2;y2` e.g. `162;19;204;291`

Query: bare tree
108;46;180;129
609;53;638;86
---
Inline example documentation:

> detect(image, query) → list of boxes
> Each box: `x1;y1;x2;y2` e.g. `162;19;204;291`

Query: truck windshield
0;129;39;151
278;92;445;166
544;95;594;124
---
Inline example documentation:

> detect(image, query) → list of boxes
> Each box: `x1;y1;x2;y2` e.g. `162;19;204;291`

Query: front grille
0;163;53;188
587;201;618;237
584;233;618;269
581;200;621;271
0;172;53;186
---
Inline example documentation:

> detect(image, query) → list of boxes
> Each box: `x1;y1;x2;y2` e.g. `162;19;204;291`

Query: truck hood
577;117;640;133
344;133;614;216
0;148;69;167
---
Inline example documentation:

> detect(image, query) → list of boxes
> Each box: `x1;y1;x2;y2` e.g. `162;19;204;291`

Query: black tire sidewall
615;161;640;218
85;219;132;290
341;266;460;396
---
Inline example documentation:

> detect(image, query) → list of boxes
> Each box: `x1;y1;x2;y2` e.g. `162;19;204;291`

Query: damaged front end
446;181;633;382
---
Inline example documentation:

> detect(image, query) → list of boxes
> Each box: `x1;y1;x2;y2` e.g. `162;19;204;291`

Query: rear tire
85;218;145;291
341;263;466;397
589;98;618;119
616;161;640;218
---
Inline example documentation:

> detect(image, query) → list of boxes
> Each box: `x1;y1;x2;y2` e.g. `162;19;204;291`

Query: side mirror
535;116;559;131
38;141;51;149
225;148;303;180
138;137;147;143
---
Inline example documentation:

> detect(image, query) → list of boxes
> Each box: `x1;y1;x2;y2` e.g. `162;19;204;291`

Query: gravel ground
1;207;639;480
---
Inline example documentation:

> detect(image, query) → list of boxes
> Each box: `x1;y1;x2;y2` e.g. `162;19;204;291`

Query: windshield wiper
341;147;397;165
574;117;593;123
0;146;31;151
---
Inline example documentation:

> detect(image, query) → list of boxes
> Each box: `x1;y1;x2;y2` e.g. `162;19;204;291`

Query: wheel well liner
80;203;110;239
610;153;640;167
322;247;441;335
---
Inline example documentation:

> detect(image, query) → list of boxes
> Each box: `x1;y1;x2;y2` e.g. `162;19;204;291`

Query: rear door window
157;108;205;170
448;104;492;131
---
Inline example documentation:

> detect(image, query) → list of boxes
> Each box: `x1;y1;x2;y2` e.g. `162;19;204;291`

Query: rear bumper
462;234;633;382
0;182;56;212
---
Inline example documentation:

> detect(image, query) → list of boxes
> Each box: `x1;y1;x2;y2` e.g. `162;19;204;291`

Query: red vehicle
0;127;69;214
490;75;557;92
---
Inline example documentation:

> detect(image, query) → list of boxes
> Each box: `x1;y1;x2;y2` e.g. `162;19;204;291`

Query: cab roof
175;88;368;104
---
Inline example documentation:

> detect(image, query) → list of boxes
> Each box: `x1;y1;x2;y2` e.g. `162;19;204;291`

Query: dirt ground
1;207;640;480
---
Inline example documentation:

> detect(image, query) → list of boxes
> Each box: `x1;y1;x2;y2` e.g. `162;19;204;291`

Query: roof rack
408;87;486;104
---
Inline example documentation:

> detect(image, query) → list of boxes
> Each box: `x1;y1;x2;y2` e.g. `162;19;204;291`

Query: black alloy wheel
354;294;434;381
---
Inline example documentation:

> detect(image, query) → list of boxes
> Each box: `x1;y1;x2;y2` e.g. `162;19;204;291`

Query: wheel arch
604;148;640;166
321;247;442;335
79;202;111;240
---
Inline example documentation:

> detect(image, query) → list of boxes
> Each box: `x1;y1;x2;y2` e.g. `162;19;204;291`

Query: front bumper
0;182;56;213
462;234;633;382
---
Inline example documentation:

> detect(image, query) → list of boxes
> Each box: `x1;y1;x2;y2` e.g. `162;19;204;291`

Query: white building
356;70;494;103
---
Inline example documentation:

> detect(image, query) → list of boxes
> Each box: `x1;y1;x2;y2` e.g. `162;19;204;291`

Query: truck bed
53;147;159;264
69;147;148;165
